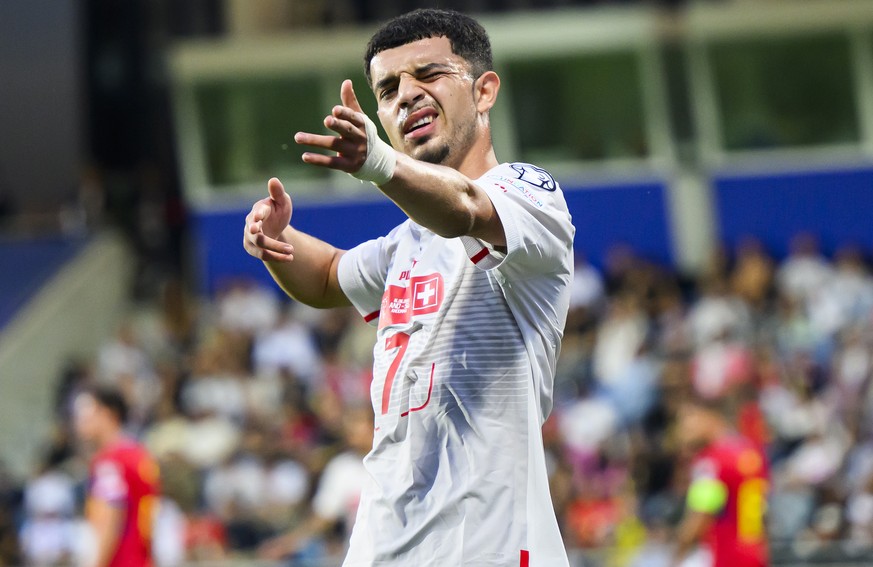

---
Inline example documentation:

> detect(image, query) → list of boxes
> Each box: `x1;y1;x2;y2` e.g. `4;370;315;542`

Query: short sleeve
338;221;407;326
91;460;128;505
460;163;574;275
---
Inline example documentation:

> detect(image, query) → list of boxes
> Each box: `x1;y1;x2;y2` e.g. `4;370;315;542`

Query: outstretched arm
294;80;505;247
380;154;504;244
243;178;350;308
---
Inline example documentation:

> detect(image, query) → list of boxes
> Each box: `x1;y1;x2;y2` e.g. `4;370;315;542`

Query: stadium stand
0;237;86;330
6;239;873;566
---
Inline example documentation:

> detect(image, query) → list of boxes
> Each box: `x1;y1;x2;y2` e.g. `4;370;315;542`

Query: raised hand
243;177;294;263
294;80;370;174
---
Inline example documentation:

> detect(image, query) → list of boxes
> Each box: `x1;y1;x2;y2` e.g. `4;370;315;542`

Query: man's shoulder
481;162;560;192
697;436;763;476
477;162;569;217
97;439;153;470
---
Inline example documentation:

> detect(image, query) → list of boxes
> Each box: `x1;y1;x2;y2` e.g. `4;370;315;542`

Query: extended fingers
257;248;294;263
325;112;365;139
300;152;361;173
294;132;361;154
340;79;364;113
245;229;294;262
292;87;370;175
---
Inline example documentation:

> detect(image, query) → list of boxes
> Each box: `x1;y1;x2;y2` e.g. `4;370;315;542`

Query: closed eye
376;68;452;100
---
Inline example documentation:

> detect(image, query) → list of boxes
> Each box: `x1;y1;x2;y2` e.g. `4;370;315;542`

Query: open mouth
407;115;434;132
402;108;438;140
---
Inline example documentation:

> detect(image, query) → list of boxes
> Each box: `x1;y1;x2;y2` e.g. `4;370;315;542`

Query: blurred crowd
549;234;873;565
3;233;873;565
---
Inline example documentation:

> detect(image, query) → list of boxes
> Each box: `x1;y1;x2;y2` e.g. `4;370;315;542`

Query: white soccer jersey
337;162;575;566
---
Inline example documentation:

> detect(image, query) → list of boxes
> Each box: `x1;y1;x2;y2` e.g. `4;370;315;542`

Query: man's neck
96;428;124;452
451;137;499;179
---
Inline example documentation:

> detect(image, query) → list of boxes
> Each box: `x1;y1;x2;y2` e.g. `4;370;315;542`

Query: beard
407;110;478;167
414;141;451;165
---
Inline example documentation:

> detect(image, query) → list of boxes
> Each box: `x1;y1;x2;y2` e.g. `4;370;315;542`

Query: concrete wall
0;233;131;479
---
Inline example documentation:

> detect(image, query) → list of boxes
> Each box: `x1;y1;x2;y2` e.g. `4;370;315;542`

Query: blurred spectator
258;406;373;563
593;293;648;386
202;427;308;551
252;305;322;385
216;279;280;334
690;335;754;401
19;453;80;566
777;233;832;305
847;473;873;548
830;247;873;326
145;409;241;470
570;254;605;313
687;277;751;348
97;321;160;426
730;238;774;310
153;497;186;567
0;460;22;565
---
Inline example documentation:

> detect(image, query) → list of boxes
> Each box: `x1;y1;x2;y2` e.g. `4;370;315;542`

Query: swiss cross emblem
378;273;444;329
410;274;443;315
413;278;438;309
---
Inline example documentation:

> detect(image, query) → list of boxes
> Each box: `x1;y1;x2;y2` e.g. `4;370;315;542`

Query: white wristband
354;113;396;186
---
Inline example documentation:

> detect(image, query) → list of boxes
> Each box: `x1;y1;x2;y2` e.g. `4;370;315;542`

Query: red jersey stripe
364;309;380;323
470;247;489;264
520;549;530;567
401;363;435;417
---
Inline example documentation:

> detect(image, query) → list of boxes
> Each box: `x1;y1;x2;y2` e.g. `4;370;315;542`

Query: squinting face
369;36;481;167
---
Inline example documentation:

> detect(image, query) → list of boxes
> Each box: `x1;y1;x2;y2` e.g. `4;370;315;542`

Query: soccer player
243;9;574;566
74;387;160;567
673;399;769;567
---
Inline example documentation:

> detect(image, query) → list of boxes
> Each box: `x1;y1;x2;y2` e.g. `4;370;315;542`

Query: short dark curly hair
86;385;128;425
364;9;493;87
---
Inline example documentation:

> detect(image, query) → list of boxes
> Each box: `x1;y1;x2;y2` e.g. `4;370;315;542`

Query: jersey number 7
382;332;410;415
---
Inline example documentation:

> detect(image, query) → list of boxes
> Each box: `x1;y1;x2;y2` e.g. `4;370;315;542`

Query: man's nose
397;76;425;108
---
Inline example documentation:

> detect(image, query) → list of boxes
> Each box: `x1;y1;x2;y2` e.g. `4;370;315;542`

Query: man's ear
474;71;500;114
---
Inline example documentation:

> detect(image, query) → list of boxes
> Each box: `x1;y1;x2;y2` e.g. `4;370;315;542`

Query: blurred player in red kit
74;386;160;567
673;398;769;567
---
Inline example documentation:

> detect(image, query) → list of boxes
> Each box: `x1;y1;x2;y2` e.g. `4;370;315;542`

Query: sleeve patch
488;176;545;209
510;163;557;191
92;461;128;503
687;477;728;514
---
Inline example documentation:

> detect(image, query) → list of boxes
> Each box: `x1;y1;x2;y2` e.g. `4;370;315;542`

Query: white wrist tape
354;113;396;186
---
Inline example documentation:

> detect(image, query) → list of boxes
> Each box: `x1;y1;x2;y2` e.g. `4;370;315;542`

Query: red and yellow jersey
688;435;769;567
88;439;160;567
